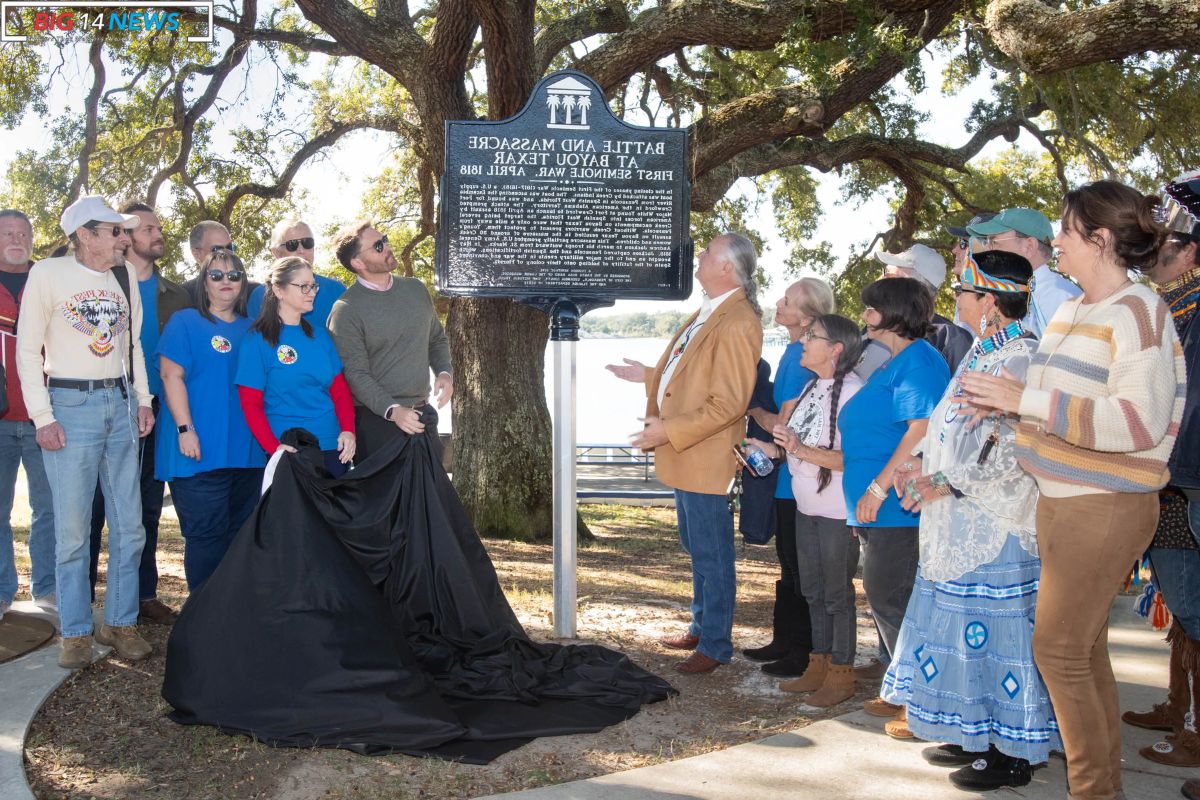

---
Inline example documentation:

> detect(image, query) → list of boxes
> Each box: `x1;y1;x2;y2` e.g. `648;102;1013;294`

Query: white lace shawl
915;337;1039;582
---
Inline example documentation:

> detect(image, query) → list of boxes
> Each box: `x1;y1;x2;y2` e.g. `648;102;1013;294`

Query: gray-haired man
17;196;155;668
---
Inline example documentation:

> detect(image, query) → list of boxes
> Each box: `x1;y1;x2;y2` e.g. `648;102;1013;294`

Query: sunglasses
211;243;236;254
289;282;320;295
952;284;987;297
88;225;124;238
371;234;389;253
206;269;244;282
282;237;315;252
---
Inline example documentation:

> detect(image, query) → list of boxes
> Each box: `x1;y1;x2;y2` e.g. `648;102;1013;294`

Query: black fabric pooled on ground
162;420;675;763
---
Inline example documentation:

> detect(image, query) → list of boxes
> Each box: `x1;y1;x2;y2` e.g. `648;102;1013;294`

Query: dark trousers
322;450;349;478
89;406;162;602
856;525;919;663
775;498;813;652
171;467;263;589
775;498;801;593
354;404;440;465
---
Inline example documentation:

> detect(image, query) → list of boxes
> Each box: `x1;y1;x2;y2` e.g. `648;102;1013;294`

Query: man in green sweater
327;222;453;462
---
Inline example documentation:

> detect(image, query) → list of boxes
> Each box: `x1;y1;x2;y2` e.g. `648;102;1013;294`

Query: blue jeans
170;467;263;589
42;386;145;637
1151;541;1200;641
1191;497;1200;546
88;406;163;601
0;419;55;601
674;489;736;662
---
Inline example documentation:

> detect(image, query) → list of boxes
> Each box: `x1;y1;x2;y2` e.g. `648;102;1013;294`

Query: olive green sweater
327;277;452;416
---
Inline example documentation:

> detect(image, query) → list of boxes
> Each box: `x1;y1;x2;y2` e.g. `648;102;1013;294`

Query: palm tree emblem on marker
545;76;592;130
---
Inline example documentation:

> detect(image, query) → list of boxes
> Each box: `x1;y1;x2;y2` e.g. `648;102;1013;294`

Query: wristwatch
178;423;193;433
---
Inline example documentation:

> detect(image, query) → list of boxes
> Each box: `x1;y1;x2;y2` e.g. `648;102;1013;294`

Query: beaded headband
960;249;1030;294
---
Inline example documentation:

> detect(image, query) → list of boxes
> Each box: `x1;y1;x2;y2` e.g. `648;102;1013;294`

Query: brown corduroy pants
1032;491;1158;800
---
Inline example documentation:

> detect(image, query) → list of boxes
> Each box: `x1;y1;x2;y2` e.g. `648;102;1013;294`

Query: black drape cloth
163;419;675;764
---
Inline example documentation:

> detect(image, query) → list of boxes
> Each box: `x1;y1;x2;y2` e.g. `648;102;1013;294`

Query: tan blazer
644;288;763;494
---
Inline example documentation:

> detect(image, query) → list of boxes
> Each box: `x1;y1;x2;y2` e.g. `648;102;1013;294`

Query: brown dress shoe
1182;779;1200;800
660;632;700;650
675;652;721;674
139;598;178;625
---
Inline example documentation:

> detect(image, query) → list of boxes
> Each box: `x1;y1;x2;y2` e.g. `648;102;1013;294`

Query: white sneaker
0;599;11;620
34;592;57;611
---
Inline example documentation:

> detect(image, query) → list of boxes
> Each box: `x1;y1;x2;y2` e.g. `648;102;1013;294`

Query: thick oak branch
986;0;1200;74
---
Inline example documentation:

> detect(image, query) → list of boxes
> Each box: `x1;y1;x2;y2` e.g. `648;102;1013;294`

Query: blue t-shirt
247;274;346;330
155;310;265;481
772;340;816;499
138;274;163;398
235;324;343;450
838;339;949;527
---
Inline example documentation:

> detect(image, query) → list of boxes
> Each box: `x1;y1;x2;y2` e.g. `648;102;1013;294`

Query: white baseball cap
874;243;947;289
60;195;139;237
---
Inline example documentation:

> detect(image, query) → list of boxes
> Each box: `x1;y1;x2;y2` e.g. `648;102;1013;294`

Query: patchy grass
19;504;882;800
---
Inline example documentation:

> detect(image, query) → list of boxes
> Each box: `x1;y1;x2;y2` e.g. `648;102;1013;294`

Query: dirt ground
15;504;884;800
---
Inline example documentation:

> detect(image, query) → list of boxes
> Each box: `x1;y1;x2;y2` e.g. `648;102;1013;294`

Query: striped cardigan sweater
1015;283;1186;497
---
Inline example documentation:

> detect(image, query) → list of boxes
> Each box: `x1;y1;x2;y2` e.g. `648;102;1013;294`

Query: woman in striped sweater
961;180;1187;800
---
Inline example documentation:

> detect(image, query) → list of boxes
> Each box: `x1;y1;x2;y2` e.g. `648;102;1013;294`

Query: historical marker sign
436;70;692;301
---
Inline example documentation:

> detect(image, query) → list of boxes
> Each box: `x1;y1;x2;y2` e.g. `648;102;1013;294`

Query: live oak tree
2;0;1198;539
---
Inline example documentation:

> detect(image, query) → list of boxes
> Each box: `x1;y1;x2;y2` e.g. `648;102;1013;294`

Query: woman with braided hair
748;314;864;706
881;249;1059;791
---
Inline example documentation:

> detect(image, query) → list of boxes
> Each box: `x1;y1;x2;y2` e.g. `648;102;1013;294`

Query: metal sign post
549;299;579;638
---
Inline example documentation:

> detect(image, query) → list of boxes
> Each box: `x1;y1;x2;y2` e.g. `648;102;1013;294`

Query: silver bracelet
867;480;888;500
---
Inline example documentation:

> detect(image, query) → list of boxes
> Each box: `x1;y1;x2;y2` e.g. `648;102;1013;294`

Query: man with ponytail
608;232;762;675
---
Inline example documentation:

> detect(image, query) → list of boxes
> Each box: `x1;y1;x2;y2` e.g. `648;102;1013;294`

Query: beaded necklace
965;320;1025;372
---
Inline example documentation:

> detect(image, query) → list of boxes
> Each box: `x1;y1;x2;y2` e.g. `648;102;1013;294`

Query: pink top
785;373;863;520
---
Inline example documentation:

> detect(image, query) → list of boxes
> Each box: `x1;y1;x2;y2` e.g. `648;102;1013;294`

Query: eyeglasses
957;237;970;249
802;329;834;342
289;282;320;295
371;235;389;253
88;225;124;238
952;284;987;297
984;234;1023;246
211;243;236;254
206;269;243;282
282;237;315;252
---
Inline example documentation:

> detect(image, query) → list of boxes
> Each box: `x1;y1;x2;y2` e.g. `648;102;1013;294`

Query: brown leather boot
780;653;829;694
805;663;855;708
1124;621;1191;732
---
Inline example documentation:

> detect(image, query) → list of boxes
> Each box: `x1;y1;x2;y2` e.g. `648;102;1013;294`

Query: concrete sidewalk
481;600;1191;800
0;603;111;800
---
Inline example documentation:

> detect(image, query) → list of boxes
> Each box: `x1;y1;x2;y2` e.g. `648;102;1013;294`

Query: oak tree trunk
446;298;555;540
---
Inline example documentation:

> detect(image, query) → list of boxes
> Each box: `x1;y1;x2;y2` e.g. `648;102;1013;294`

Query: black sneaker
742;641;787;662
761;651;809;677
948;748;1033;791
922;744;978;767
